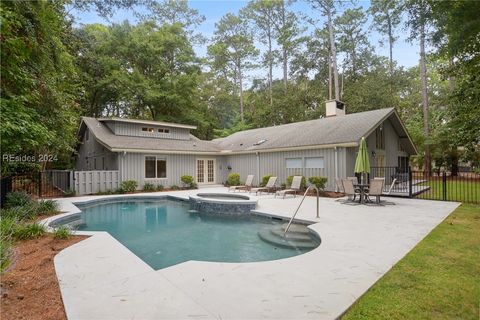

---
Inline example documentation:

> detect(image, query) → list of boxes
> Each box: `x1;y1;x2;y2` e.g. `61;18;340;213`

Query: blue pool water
71;198;318;270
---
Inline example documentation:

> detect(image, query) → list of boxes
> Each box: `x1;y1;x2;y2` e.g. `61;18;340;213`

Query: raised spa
189;192;257;214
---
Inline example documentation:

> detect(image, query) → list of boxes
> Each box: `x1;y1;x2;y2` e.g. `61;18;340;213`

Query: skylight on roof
253;139;267;146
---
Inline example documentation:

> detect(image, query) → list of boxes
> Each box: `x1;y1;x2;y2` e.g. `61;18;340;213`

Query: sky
71;0;421;81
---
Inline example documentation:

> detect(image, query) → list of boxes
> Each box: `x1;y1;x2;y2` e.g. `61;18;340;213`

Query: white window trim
144;155;168;179
305;157;325;169
285;157;303;169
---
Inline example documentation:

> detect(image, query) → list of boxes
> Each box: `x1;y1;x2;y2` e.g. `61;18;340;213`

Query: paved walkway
46;188;460;320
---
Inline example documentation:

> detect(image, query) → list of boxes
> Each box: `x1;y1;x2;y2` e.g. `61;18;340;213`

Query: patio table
355;183;370;204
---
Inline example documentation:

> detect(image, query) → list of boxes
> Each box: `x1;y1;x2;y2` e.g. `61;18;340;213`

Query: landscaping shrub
96;190;114;195
226;173;240;186
261;174;273;187
5;191;32;208
13;222;45;240
37;199;59;215
143;183;156;192
121;180;138;193
308;176;328;190
1;203;39;221
286;175;307;190
0;237;12;273
156;184;165;191
53;226;71;239
170;185;180;190
181;175;197;189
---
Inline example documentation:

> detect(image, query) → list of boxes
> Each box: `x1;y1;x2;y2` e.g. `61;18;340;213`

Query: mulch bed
0;235;88;320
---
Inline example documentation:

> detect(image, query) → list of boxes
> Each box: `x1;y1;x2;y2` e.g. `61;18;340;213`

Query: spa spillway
189;193;257;214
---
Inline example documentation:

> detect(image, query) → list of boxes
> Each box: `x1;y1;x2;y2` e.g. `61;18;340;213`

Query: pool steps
258;223;319;250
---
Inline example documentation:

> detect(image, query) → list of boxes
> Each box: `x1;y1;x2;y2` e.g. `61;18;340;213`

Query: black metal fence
1;170;72;206
412;170;480;204
369;166;480;204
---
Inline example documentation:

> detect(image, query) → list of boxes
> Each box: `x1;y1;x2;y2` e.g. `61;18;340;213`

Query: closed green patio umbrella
354;137;370;183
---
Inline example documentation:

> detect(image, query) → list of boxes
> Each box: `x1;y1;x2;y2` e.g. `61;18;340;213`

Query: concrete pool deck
46;188;460;320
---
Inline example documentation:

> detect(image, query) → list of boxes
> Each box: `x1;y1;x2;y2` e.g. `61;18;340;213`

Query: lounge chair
365;179;384;204
342;179;360;202
250;176;277;195
275;176;302;198
228;175;254;192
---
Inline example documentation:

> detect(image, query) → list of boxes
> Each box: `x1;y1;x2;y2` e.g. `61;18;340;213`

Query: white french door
196;159;216;184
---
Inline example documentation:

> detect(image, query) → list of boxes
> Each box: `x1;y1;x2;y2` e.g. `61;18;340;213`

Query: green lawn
341;204;480;320
416;180;480;203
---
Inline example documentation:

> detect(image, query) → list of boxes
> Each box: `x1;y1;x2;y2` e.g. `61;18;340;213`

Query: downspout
334;147;338;191
256;152;260;186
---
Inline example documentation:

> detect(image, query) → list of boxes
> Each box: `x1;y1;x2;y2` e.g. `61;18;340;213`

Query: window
305;157;324;168
375;126;385;149
145;156;167;178
286;158;302;169
93;158;97;170
398;139;405;152
142;127;155;133
158;128;170;134
85;129;89;141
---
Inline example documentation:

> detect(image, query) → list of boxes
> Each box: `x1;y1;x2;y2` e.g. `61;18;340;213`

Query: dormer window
142;127;154;133
158;128;170;134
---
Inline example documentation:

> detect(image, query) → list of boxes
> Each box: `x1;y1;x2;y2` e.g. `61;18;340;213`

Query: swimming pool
59;198;319;270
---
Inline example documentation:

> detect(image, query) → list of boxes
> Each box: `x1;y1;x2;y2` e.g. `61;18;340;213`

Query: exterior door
196;159;215;184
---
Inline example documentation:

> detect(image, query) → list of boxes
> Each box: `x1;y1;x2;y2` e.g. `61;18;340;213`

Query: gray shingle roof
213;108;395;152
81;117;221;153
81;108;414;154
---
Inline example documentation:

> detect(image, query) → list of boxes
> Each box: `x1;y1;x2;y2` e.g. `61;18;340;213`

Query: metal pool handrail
284;185;319;235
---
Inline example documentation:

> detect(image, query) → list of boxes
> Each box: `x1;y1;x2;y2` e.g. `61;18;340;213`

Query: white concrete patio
47;188;460;320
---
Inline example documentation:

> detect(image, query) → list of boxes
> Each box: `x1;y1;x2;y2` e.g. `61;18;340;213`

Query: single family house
75;100;417;191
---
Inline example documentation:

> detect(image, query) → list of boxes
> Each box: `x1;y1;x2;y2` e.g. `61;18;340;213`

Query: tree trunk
268;28;273;106
283;48;288;92
419;25;430;176
238;66;244;122
327;5;340;101
328;53;332;100
281;1;288;92
387;14;394;99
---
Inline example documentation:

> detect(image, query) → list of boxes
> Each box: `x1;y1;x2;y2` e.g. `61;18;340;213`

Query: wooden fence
74;170;120;195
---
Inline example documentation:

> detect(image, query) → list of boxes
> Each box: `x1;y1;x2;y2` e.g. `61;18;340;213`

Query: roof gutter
108;142;358;155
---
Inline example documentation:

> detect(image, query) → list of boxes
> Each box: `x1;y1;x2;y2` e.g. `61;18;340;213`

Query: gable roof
78;108;417;155
80;117;220;154
214;108;416;154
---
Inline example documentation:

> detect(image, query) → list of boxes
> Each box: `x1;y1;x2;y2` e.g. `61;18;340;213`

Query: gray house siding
103;121;190;140
76;128;118;171
118;152;224;189
221;148;346;191
345;118;411;176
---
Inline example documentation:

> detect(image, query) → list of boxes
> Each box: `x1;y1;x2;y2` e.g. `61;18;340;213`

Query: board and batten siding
76;128;118;171
222;148;347;191
104;121;190;140
118;153;224;189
